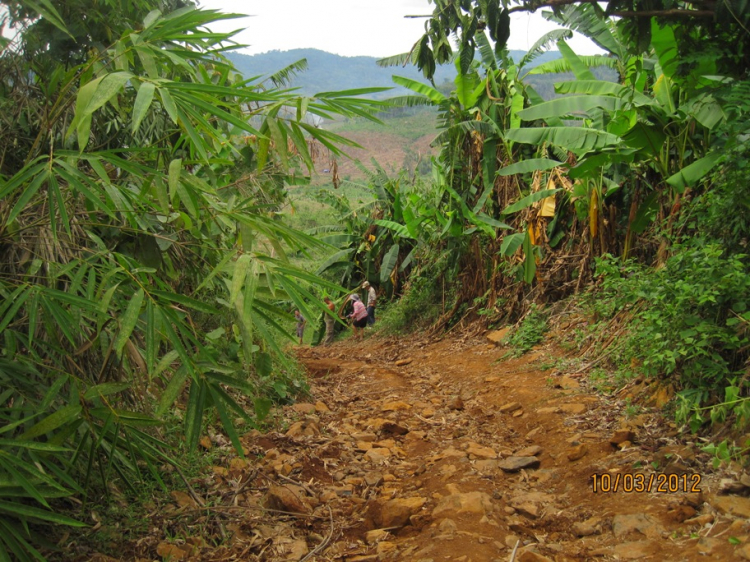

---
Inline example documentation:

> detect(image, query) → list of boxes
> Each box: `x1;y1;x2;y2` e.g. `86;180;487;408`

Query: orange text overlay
591;473;702;494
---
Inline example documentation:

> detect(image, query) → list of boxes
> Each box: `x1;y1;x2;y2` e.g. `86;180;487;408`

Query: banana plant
313;160;422;293
508;18;727;256
382;28;580;289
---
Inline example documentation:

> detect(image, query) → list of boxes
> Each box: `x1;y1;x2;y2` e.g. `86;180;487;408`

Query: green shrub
503;305;550;357
593;244;750;429
377;262;447;334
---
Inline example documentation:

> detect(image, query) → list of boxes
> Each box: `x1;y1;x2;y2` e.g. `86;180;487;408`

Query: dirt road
122;334;750;561
282;335;746;561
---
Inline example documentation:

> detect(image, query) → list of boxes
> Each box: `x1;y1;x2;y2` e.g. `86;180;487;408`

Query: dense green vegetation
367;0;750;445
317;0;750;453
3;0;750;558
0;0;384;558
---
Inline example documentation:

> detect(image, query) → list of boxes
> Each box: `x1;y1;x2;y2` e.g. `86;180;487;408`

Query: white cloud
198;0;602;57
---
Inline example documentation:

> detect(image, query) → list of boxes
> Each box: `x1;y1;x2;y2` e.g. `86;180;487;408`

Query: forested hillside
227;47;613;99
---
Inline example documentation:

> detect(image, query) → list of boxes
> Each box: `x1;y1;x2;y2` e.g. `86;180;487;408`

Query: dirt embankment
104;333;750;561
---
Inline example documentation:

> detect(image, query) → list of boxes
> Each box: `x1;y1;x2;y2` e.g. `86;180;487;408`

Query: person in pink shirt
347;294;368;341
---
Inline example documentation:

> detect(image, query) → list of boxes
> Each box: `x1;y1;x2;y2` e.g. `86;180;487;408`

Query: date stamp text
591;473;702;494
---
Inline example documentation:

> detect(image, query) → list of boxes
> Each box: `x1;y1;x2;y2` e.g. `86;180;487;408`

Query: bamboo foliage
0;3;385;559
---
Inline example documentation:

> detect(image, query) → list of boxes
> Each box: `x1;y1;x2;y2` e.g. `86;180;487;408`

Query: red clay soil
320;131;436;179
283;335;747;562
88;333;750;562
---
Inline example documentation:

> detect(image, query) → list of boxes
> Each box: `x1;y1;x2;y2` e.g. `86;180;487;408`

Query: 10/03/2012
591;472;702;493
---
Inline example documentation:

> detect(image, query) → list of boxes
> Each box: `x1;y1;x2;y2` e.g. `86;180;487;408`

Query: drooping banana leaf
666;153;721;193
518;95;625;121
502;189;560;216
497;159;565;177
506;127;620;153
380;244;400;284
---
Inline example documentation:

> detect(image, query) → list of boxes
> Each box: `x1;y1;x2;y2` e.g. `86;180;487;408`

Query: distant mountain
226;48;566;99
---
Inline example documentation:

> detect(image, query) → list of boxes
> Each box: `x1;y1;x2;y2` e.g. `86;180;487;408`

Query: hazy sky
197;0;602;58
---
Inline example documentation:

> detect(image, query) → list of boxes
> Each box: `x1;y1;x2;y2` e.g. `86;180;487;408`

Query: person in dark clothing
294;310;306;345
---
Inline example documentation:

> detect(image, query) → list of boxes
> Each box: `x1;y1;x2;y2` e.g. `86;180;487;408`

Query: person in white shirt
362;281;377;326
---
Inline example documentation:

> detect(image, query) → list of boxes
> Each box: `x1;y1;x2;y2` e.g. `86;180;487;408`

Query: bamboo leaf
19;406;82;440
156;368;188;417
184;379;206;451
113;288;144;358
143;9;161;29
195;250;235;292
204;371;254;394
230;254;251;304
48;174;70;237
146;300;156;373
7;170;48;224
159;88;178;122
153;350;180;378
89;408;161;427
21;0;73;38
266;58;308;88
168;158;182;203
151;290;218;314
83;383;131;401
0;287;31;333
207;385;243;456
0;440;70;452
68;76;103;137
314;86;391;98
0;160;46;199
85;72;132;117
0;500;85;527
1;459;50;508
132;82;156;134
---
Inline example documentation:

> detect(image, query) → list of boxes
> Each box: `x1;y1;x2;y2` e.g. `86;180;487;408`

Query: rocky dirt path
121;334;750;562
281;335;748;561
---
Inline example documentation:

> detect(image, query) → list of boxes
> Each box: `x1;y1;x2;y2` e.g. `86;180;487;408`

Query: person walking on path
294;310;306;345
347;294;368;341
362;281;377;326
323;297;336;345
